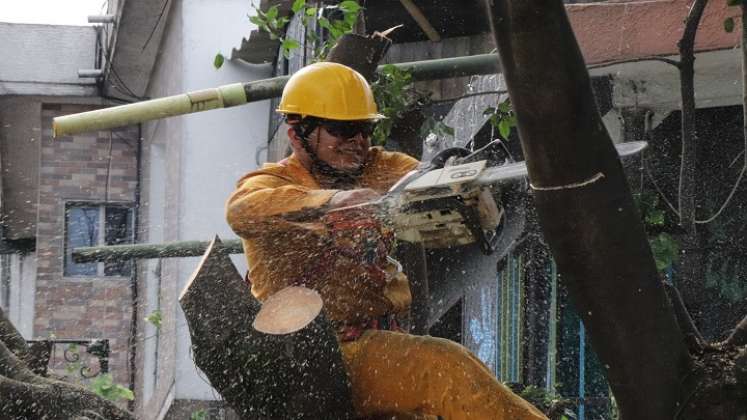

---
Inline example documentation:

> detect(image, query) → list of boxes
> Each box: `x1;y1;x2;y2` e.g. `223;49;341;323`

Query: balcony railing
26;338;110;379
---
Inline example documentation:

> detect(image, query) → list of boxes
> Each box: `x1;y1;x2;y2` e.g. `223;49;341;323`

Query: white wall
0;23;98;96
138;0;272;405
175;1;272;400
3;253;36;338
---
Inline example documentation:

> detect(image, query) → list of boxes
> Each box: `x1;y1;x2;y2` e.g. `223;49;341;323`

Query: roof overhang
103;0;172;101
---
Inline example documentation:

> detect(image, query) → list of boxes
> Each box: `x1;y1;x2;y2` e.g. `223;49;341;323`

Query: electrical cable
642;150;681;217
98;24;147;101
141;0;171;52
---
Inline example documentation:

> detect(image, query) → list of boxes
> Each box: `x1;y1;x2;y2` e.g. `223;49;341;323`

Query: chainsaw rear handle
428;147;472;169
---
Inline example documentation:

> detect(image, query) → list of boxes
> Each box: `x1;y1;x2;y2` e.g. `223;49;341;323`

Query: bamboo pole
53;54;499;137
73;239;243;263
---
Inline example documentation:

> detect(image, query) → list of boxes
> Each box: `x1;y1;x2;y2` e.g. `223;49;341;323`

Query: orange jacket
226;147;419;324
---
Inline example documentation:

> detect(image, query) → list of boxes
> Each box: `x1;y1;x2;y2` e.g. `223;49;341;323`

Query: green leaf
266;5;279;20
281;38;301;51
483;106;496;115
291;0;305;13
318;17;332;30
90;374;134;402
498;119;511;139
339;0;362;13
213;53;225;69
724;17;735;33
650;233;679;271
116;385;135;401
249;15;263;26
145;309;162;328
191;410;208;420
329;26;343;39
646;209;665;226
306;7;317;16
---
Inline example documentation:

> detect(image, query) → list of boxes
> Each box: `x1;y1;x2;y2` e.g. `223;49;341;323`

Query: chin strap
292;119;365;186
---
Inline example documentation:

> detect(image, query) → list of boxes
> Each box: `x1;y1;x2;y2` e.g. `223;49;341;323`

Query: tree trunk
0;309;135;420
484;1;692;418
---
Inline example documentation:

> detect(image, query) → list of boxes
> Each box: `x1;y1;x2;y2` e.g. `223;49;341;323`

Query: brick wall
35;103;138;387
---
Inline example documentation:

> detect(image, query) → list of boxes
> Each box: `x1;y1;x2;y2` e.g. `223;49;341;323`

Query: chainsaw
377;140;647;255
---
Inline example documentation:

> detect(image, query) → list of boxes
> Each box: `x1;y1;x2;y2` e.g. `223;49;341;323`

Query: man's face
309;120;375;172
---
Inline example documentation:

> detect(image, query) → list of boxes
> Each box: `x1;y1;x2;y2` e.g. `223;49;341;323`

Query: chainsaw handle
428;147;472;169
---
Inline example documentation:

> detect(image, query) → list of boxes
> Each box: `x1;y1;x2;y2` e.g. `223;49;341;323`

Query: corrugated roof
230;0;294;64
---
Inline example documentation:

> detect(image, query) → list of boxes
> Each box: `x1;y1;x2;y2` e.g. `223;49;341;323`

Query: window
497;252;523;382
64;203;134;277
0;254;10;310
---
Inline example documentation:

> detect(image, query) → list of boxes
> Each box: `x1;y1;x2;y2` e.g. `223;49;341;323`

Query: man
226;62;546;420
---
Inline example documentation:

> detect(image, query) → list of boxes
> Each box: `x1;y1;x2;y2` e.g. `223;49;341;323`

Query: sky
0;0;106;25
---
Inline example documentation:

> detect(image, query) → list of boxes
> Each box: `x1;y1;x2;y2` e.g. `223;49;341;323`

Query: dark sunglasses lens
325;122;376;138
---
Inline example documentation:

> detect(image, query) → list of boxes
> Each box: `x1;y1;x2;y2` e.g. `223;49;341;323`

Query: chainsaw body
388;140;647;255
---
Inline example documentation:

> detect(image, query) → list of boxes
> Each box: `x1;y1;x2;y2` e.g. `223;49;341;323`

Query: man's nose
347;132;366;144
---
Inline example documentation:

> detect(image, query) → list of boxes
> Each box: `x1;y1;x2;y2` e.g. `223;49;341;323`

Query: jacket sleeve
226;172;338;239
387;151;420;175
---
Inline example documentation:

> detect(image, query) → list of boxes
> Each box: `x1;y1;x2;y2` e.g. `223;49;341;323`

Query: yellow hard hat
276;62;383;121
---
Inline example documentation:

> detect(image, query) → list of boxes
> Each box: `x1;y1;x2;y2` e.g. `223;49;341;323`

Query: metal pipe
88;14;116;24
53;54;499;137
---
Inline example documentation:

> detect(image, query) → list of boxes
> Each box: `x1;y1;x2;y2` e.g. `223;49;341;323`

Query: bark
484;1;692;418
675;0;710;337
179;236;355;420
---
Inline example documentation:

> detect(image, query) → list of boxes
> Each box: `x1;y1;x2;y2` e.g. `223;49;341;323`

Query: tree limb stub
485;0;692;418
326;33;391;82
253;286;323;335
179;236;355;419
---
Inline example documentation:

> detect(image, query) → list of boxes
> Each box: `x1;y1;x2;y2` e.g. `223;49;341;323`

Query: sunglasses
320;120;377;139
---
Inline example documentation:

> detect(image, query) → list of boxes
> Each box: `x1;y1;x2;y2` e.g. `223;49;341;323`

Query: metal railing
26;338;110;379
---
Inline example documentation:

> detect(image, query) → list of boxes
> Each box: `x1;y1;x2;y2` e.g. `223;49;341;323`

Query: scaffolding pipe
53;54;500;137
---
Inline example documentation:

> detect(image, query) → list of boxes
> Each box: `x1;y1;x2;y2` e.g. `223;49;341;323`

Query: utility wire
141;0;171;52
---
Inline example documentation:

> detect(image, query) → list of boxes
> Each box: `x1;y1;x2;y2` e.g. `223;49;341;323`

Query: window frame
63;201;135;280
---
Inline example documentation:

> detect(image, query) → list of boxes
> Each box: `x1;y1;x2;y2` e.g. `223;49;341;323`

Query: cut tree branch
664;282;706;352
677;0;709;228
725;314;747;347
587;55;681;70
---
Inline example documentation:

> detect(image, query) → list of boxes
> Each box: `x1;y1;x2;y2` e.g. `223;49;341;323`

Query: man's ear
287;125;302;148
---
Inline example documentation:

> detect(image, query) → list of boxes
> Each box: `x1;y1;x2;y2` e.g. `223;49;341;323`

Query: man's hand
328;188;381;209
